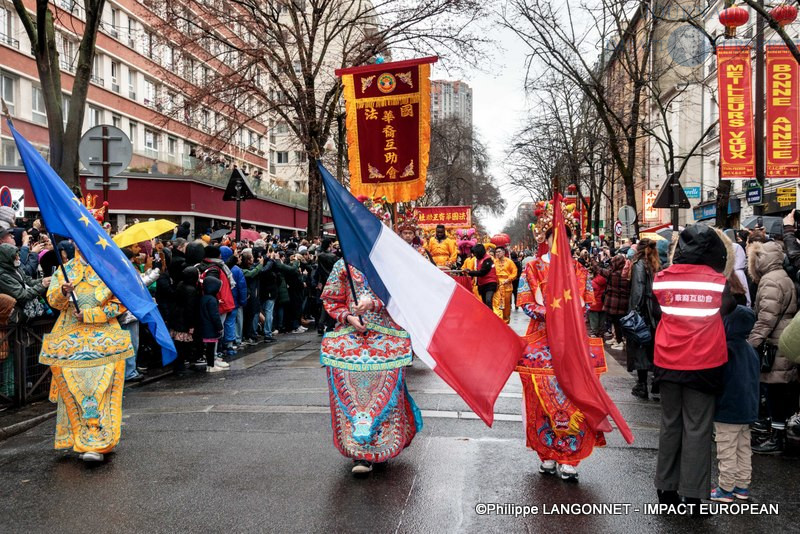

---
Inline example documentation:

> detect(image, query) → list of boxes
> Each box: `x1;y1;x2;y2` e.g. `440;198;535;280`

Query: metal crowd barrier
0;318;56;407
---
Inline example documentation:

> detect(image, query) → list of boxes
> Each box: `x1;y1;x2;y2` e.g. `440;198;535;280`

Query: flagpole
318;160;364;327
2;99;80;313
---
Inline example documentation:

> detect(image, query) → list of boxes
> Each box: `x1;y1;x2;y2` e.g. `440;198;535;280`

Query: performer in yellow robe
426;224;457;267
492;246;518;323
40;251;134;462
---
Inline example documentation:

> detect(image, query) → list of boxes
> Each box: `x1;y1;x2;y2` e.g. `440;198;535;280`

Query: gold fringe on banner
341;63;432;203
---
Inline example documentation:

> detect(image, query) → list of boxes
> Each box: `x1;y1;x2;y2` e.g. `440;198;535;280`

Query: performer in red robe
516;209;608;481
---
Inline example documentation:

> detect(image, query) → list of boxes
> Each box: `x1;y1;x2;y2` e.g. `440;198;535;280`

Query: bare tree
503;0;655;234
148;0;487;238
419;117;505;218
11;0;106;187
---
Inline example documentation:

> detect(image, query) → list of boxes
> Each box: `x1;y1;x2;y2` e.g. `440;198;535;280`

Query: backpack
199;264;235;314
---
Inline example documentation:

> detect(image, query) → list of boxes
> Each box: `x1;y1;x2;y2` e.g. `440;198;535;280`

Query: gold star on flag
550;297;561;310
563;289;572;301
79;215;90;226
96;235;109;250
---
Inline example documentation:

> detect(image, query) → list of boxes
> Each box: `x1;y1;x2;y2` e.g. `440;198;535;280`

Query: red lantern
491;233;511;248
771;4;798;27
567;184;577;194
719;6;750;38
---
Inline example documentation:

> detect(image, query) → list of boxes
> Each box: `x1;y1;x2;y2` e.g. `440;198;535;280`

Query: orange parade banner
413;206;472;227
336;57;438;202
717;45;756;179
766;44;800;178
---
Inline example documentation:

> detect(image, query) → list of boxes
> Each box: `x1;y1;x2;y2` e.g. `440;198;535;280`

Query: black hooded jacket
199;276;223;339
169;266;201;334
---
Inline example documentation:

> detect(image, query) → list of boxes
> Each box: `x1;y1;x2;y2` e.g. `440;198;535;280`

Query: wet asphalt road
1;309;798;533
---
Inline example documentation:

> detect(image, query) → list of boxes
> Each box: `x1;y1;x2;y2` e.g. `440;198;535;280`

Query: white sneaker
539;459;557;475
80;452;104;462
297;326;308;332
291;327;305;334
558;463;578;481
351;460;373;474
214;358;230;369
610;342;624;350
272;330;279;335
206;365;224;373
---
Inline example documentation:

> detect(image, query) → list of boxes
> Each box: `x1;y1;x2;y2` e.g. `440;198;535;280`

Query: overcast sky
431;22;532;235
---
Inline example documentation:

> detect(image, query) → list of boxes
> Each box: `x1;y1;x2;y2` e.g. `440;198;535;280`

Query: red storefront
0;169;320;236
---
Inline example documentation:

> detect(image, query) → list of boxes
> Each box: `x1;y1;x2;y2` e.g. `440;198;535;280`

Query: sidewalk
0;330;320;442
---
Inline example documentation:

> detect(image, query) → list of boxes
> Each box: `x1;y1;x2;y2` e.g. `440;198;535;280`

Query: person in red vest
652;225;735;509
464;243;497;309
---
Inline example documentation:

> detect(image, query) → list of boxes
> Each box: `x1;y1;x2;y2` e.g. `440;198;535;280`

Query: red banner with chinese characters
336;57;437;202
766;44;800;178
717;45;756;179
413;206;472;228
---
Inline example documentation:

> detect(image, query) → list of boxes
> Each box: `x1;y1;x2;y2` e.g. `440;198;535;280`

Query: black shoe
631;383;648;400
657;489;680;505
263;336;276;343
753;429;785;455
317;330;325;336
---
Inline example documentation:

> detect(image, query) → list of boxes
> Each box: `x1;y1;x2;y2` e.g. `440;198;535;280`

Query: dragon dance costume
517;255;608;466
320;259;422;466
40;256;133;456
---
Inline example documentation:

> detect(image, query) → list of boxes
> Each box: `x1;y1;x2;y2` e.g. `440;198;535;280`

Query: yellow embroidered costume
492;256;518;323
426;237;457;267
40;256;133;455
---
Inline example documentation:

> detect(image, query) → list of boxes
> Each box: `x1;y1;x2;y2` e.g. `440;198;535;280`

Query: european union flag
7;121;176;365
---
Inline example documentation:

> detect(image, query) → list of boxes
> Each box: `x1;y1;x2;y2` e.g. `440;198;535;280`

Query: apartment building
431;80;473;126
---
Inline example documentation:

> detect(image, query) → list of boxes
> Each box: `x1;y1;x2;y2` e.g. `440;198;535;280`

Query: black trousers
766;382;800;426
654;381;715;499
204;341;217;368
174;340;193;370
477;282;497;309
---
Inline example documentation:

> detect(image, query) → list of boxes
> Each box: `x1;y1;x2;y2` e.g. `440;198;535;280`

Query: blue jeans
223;309;237;348
122;321;140;379
260;299;275;338
235;306;244;343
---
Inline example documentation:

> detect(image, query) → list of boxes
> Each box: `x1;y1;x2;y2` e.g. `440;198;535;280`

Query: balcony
0;32;19;49
90;75;104;86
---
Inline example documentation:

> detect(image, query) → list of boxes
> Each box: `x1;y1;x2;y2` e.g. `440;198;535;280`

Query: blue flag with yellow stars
7;120;176;365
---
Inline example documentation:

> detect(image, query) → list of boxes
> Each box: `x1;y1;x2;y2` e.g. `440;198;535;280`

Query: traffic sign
618;205;636;226
652;173;690;209
746;186;763;205
614;220;623;237
0;186;23;217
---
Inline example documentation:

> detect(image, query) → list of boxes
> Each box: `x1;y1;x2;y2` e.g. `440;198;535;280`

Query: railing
59;59;76;73
90;75;105;86
0;318;56;407
0;31;19;49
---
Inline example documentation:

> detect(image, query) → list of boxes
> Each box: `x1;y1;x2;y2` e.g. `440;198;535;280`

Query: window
144;128;158;156
58;35;76;71
89;106;103;127
201;110;209;131
142;78;156;107
167;136;177;158
129;121;138;148
294;151;307;164
111;61;120;92
112;114;121;128
109;8;119;37
276;151;289;164
203;66;211;86
127;17;136;48
276;122;289;134
31;86;47;125
91;54;103;85
0;73;14;115
128;69;137;99
2;139;21;166
61;94;69;127
165;46;175;69
1;7;18;48
164;91;176;114
145;31;155;58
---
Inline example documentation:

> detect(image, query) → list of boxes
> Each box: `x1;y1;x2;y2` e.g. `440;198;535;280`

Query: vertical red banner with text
766;44;800;178
717;45;756;179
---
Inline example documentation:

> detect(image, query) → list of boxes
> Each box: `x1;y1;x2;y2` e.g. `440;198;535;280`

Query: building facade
431;80;473;126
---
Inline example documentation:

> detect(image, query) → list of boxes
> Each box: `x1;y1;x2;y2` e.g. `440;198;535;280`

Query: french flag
319;162;525;426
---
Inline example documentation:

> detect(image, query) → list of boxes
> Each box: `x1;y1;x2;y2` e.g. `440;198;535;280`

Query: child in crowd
199;277;228;373
588;263;607;337
169;266;201;373
711;275;759;502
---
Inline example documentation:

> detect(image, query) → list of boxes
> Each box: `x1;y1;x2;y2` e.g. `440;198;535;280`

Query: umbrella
228;228;261;241
113;219;177;248
209;228;229;241
742;215;784;236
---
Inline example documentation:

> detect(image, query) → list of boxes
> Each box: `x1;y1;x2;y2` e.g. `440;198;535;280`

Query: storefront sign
777;186;797;206
643;189;660;221
684;186;701;199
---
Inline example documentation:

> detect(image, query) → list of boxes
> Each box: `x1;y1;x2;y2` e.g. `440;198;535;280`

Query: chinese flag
545;193;634;444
